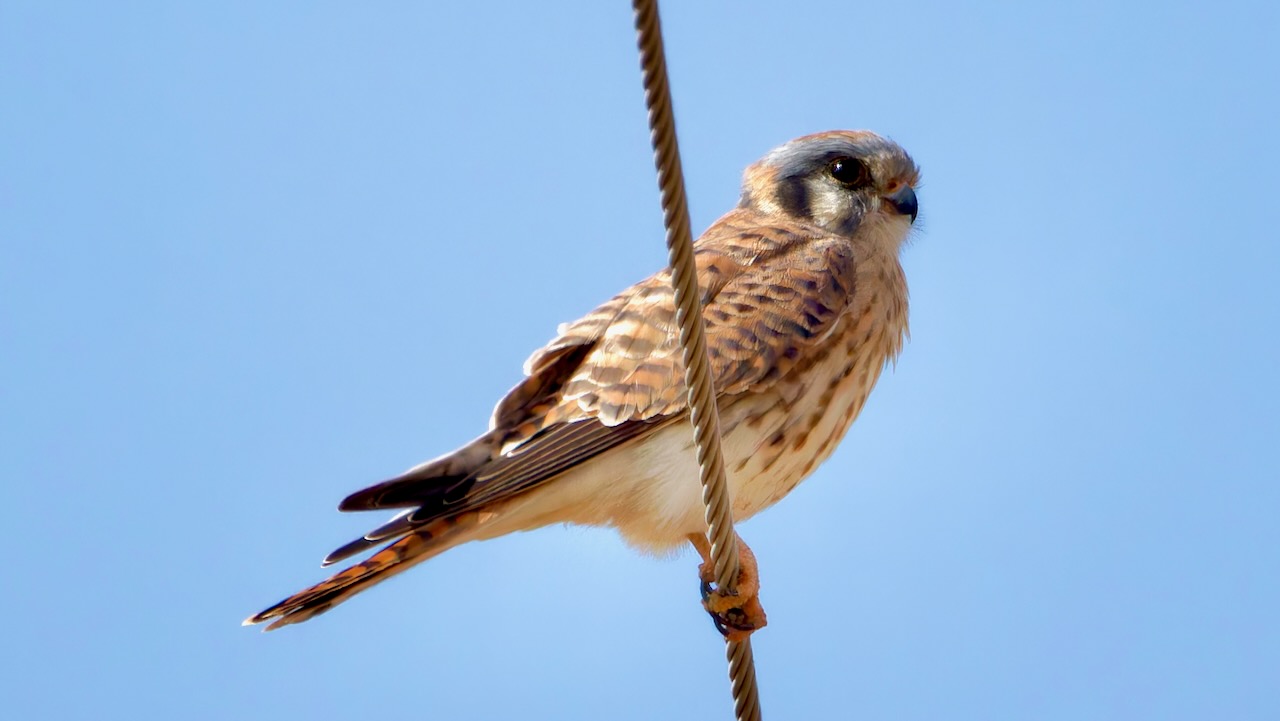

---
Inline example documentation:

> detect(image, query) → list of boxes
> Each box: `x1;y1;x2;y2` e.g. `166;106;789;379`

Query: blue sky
4;2;1277;719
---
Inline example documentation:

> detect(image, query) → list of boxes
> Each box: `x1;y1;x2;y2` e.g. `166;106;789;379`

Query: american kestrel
246;130;920;638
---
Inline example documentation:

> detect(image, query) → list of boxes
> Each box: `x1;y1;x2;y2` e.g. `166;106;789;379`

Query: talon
715;602;765;642
690;532;768;641
700;583;767;641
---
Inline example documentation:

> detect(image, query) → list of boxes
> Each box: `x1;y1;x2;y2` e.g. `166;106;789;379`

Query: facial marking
738;130;919;240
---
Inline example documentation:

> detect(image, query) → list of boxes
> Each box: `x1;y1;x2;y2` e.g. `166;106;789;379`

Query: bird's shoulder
491;209;861;441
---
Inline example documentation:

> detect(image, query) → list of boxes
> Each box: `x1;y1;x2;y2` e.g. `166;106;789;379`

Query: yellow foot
689;532;768;642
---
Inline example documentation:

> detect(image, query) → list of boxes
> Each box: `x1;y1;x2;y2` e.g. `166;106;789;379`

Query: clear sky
4;2;1277;719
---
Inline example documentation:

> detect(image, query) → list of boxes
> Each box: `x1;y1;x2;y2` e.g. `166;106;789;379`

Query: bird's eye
828;157;871;188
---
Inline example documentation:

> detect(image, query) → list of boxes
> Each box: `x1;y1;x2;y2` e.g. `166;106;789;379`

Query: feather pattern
245;129;920;630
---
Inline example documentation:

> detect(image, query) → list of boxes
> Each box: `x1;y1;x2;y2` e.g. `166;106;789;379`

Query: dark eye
828;157;871;188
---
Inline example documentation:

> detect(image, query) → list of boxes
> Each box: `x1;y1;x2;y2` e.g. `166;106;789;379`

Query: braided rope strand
630;2;763;719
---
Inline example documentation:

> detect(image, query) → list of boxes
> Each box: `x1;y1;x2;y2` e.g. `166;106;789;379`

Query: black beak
886;186;918;224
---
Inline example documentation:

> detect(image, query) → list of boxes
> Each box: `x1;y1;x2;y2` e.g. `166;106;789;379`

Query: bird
245;130;920;638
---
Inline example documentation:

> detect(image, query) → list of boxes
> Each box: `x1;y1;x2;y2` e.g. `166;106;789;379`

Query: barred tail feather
244;512;482;631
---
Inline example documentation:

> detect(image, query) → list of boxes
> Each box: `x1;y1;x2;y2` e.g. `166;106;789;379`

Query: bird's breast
720;307;897;521
542;254;908;553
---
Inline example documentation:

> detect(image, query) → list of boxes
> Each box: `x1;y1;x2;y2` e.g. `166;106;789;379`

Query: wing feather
333;209;858;549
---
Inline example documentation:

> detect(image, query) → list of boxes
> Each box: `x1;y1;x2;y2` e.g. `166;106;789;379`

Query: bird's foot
691;532;767;642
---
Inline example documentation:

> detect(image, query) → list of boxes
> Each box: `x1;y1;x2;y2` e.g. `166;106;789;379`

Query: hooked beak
885;185;918;224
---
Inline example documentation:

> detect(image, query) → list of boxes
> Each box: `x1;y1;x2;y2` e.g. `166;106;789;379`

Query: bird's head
740;130;920;240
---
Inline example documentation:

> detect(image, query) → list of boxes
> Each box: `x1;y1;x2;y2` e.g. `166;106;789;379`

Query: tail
243;511;484;631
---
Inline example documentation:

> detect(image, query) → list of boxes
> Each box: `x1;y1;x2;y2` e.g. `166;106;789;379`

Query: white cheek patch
803;177;860;234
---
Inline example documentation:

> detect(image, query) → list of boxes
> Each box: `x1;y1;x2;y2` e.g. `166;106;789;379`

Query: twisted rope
630;2;762;719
